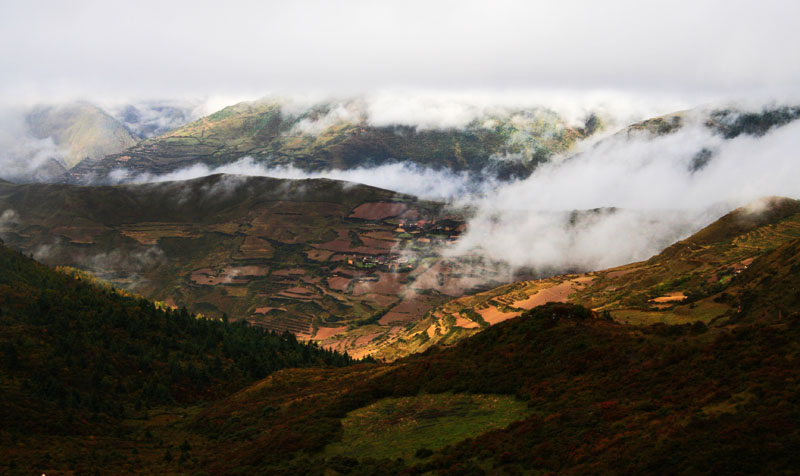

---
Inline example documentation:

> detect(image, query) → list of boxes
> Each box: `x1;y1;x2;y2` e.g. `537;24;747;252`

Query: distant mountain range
24;102;140;169
6;98;800;189
66;98;600;183
0;100;201;183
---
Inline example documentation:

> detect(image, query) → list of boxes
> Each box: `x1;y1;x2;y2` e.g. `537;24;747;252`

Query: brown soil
455;316;481;329
360;236;397;251
353;272;404;296
379;291;440;324
353;293;398;307
353;332;382;347
733;257;756;271
349;202;408;220
273;268;307;276
119;223;203;244
253;307;287;314
426;324;439;338
306;249;335;261
363;231;397;241
651;292;687;303
314;326;348;340
327;276;351;291
398;208;421;221
512;280;581;309
477;307;521;325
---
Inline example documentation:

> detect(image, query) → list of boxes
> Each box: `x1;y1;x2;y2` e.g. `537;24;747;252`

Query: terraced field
364;197;800;360
0;175;508;350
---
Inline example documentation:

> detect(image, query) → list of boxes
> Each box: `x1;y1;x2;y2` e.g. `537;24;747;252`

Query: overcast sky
1;0;799;106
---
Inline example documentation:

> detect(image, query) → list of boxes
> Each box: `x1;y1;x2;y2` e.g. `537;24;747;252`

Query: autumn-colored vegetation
2;201;800;475
0;240;362;473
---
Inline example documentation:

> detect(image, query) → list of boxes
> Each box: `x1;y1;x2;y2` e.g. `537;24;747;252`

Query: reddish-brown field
512;279;583;309
313;325;348;339
352;272;405;296
477;307;521;325
253;306;287;314
349;201;408;220
379;291;441;324
327;276;352;291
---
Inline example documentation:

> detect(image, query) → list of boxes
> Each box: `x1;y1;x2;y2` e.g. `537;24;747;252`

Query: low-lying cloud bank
0;108;67;181
447;112;800;271
110;158;495;202
270;90;689;133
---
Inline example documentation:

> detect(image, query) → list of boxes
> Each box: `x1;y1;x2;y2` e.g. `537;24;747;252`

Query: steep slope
3;224;800;474
191;297;800;474
25;102;139;169
734;236;800;320
0;240;359;473
367;197;800;360
0;175;503;353
67;99;596;182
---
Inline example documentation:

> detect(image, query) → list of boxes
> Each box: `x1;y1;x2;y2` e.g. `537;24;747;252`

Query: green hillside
67;99;595;182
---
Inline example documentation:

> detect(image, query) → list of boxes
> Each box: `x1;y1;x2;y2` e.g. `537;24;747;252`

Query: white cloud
290;101;365;135
0;108;67;180
0;209;19;226
448;113;800;272
110;157;492;202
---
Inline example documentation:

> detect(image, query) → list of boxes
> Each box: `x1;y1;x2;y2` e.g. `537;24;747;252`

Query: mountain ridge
66;98;599;183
